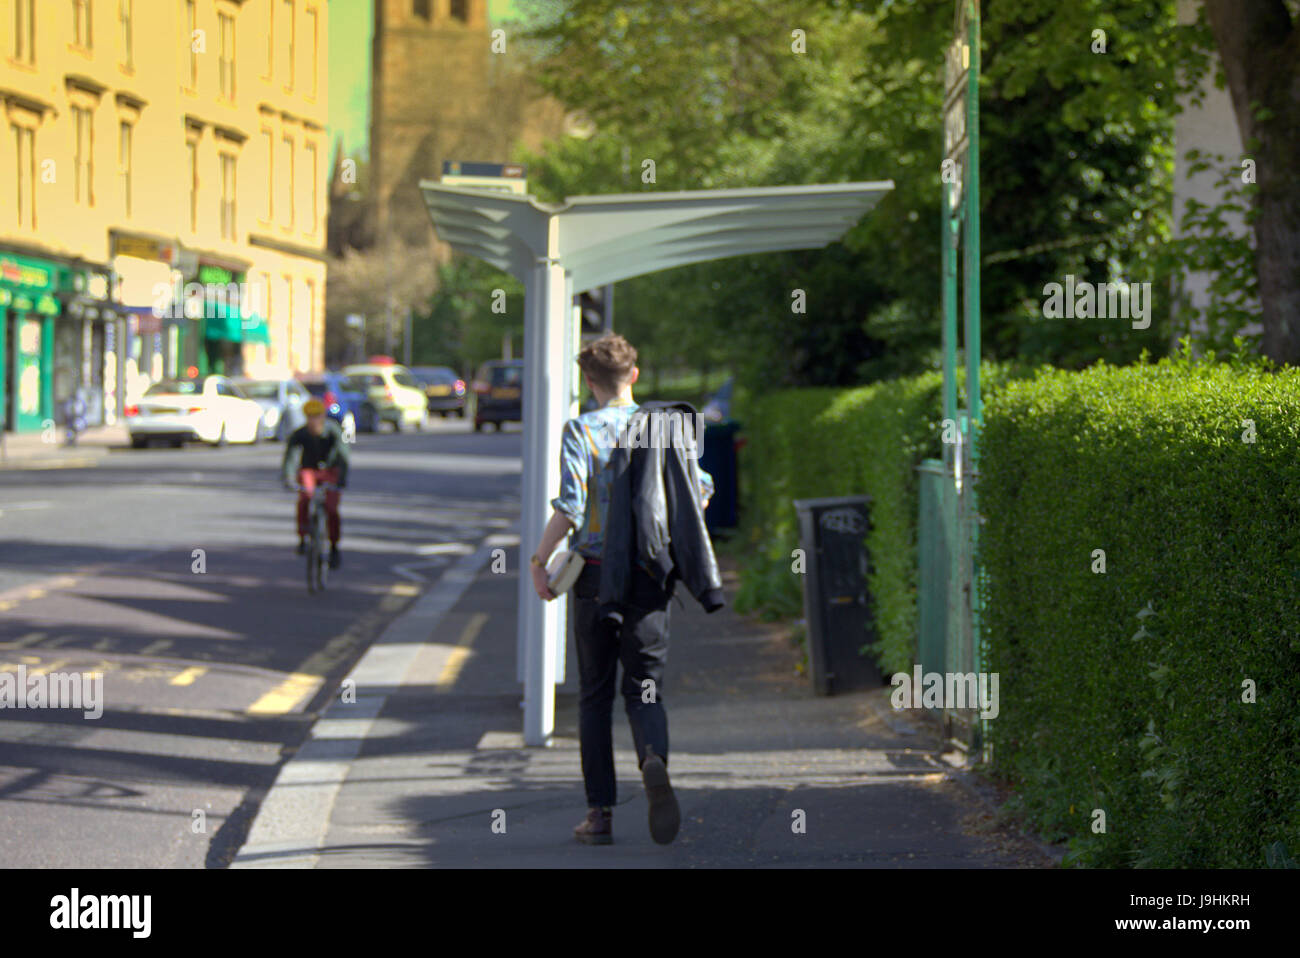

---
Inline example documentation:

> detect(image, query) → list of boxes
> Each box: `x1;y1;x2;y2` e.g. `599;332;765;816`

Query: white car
126;375;265;448
341;361;430;432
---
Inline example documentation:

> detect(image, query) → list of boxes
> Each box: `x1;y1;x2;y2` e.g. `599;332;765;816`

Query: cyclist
281;398;350;569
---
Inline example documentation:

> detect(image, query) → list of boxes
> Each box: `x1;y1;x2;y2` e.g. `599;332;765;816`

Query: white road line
231;539;494;869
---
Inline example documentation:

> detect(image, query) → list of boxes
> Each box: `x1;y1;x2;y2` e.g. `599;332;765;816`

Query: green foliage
733;367;1028;675
979;353;1300;867
516;0;1218;387
412;257;525;375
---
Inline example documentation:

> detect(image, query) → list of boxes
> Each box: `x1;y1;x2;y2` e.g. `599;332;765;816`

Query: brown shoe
573;806;613;845
641;751;681;845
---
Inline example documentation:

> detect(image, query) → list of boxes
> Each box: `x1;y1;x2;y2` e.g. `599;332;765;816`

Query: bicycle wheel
306;529;321;593
314;504;330;590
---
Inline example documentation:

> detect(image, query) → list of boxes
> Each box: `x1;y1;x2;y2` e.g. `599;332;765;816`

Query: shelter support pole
520;253;570;746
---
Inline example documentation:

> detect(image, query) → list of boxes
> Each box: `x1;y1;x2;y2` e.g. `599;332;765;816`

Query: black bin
793;495;882;695
700;419;741;531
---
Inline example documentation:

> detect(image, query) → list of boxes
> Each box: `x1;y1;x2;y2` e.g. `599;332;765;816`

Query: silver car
233;378;313;441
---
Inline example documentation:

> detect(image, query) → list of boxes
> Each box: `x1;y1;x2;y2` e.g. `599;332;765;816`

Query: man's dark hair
578;334;637;394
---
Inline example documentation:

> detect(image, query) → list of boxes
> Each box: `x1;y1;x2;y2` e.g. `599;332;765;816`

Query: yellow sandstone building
0;0;328;432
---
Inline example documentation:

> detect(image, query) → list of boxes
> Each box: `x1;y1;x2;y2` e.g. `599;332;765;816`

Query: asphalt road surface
0;419;521;867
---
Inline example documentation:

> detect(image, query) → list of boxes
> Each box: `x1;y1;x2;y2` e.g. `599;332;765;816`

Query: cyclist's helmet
303;399;326;417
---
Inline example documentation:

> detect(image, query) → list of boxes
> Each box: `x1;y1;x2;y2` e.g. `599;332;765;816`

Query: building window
260;271;273;361
14;126;37;228
264;0;274;77
220;152;237;240
305;277;316;367
119;0;133;68
306;6;318;99
119;120;133;216
261;128;274;222
280;134;294;229
283;0;295;92
304;141;317;234
73;106;95;206
14;0;36;63
73;0;93;49
187;137;199;231
451;0;468;23
413;0;430;20
184;0;198;89
218;11;235;100
283;275;295;369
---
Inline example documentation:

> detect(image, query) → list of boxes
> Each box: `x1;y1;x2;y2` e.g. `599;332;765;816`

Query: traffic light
575;285;614;339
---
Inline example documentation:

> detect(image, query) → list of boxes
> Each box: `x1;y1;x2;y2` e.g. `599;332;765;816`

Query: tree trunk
1204;0;1300;364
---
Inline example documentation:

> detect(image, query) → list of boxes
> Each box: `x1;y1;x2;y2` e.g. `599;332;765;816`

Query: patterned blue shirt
551;398;714;560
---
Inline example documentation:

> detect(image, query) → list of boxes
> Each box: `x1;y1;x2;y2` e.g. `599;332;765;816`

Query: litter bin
700;419;741;532
793;495;882;695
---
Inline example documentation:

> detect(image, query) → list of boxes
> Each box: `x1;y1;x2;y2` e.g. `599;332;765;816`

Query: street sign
441;161;528;195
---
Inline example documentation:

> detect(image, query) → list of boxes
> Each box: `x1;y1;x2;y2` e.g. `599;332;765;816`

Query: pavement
0;423;126;468
232;550;1057;869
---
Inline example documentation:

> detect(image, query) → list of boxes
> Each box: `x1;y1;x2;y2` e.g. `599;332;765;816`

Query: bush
734;373;945;673
979;350;1300;867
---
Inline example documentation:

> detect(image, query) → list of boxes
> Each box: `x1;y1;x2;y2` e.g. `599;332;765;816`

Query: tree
521;0;1186;387
324;237;439;366
1201;0;1300;365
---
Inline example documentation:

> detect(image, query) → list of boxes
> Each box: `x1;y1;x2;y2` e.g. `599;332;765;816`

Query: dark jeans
573;561;671;808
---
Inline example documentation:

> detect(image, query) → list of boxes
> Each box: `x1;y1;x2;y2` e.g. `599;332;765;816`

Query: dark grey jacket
597;401;725;623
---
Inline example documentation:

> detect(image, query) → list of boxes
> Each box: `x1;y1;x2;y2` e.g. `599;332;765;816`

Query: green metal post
963;0;986;756
942;187;958;426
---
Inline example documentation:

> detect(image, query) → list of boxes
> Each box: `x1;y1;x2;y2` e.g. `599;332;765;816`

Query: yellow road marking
436;612;489;689
246;672;321;715
26;658;69;678
169;666;207;687
0;602;15;612
243;582;419;716
139;640;171;656
0;632;47;650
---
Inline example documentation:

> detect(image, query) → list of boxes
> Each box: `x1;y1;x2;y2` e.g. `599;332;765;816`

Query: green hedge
980;353;1300;867
734;374;945;673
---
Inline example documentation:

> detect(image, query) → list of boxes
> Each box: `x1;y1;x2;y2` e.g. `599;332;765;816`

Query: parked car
125;375;264;448
472;359;524;432
409;365;467;417
299;372;374;436
341;358;429;432
234;377;313;441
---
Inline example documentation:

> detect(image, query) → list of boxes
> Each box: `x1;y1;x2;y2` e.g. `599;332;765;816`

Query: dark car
472;359;524;432
410;365;467;417
298;372;380;436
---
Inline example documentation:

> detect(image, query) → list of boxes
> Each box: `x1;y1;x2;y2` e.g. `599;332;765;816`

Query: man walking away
528;334;719;846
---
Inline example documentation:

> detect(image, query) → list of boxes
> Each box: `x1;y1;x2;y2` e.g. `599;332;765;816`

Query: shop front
188;260;261;376
0;252;61;433
57;267;127;427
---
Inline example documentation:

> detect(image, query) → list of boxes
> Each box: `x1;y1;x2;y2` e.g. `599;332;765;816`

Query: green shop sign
197;264;235;285
0;253;60;293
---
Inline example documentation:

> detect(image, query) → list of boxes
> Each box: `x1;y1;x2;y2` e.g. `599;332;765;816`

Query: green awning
203;300;270;344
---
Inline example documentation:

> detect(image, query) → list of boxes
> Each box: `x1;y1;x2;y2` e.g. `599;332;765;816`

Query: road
0;420;521;867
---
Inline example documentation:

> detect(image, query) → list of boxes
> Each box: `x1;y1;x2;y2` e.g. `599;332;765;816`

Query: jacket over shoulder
597;400;725;623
